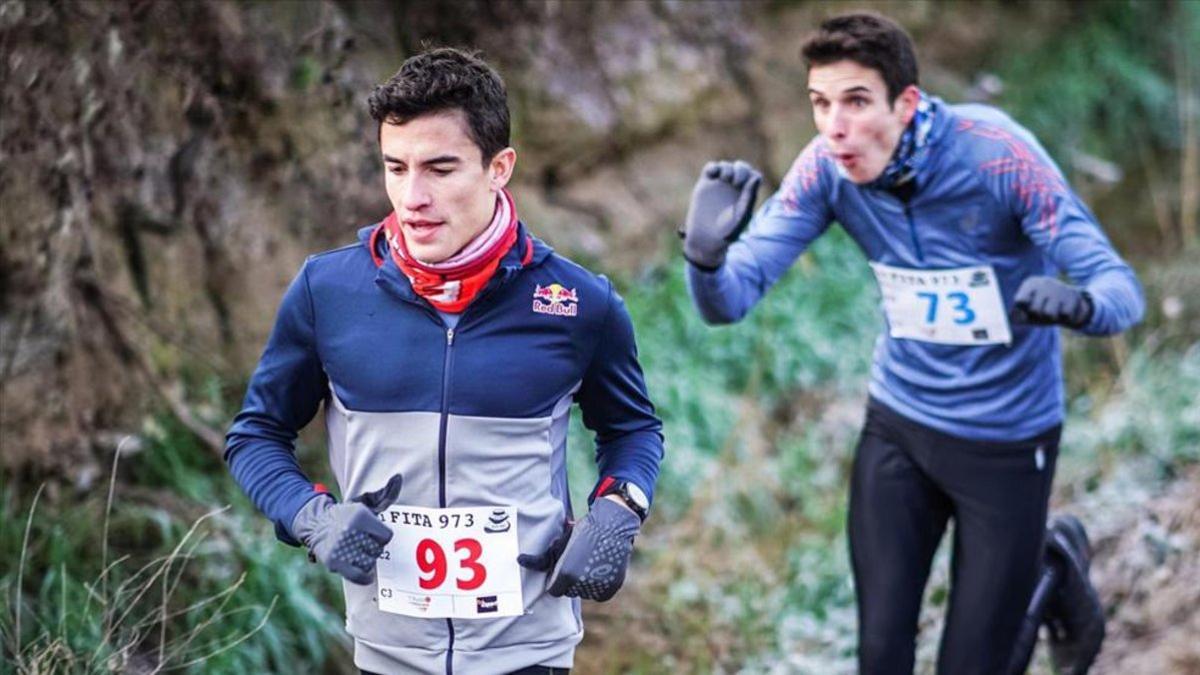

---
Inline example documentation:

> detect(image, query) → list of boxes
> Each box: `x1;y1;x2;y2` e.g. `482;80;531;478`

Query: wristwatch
599;479;650;522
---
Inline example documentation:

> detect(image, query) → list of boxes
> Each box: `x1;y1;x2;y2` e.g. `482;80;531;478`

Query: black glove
517;498;641;602
290;474;404;585
1011;276;1094;329
680;160;763;270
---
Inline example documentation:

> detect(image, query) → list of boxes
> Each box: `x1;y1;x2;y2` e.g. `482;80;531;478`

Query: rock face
2;0;377;472
1;0;781;475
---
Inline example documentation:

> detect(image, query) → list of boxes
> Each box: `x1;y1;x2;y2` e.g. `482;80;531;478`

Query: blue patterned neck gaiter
868;89;939;191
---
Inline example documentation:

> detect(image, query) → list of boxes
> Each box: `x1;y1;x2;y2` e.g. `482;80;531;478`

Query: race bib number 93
376;505;523;619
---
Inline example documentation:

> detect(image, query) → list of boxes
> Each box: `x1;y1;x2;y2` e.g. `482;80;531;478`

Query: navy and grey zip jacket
225;222;664;673
689;99;1144;442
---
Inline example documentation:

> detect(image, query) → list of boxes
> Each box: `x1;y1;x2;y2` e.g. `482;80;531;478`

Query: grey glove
290;474;404;585
680;160;763;270
517;497;641;601
1011;276;1093;329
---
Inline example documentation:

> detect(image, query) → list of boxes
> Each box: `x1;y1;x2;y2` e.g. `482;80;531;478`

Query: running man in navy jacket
226;48;663;675
681;13;1140;675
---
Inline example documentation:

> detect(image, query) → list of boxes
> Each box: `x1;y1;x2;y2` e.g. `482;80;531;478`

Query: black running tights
849;397;1060;675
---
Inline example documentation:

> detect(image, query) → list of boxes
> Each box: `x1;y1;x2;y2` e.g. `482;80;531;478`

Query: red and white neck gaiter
371;189;527;313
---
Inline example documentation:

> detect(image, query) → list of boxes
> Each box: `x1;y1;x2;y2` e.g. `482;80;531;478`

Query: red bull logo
532;283;579;317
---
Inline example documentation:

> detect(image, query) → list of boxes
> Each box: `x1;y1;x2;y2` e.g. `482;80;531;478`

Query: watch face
624;482;649;510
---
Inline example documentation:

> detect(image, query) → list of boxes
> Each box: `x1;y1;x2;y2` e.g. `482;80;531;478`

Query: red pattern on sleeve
779;140;833;215
958;119;1067;239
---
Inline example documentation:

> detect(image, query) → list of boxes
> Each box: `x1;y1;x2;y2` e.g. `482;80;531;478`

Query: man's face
380;111;515;264
807;60;917;184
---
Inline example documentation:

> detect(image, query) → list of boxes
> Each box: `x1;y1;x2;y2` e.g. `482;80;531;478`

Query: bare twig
154;573;250;670
154;525;210;669
162;596;278;672
99;437;127;635
133;571;242;632
13;483;46;664
101;508;228;647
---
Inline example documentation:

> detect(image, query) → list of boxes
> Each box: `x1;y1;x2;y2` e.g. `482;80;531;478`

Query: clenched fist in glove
680;160;763;270
1011;276;1093;329
290;474;404;585
517;497;641;602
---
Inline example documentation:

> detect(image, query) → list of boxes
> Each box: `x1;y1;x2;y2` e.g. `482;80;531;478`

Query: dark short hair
800;12;919;104
368;47;510;164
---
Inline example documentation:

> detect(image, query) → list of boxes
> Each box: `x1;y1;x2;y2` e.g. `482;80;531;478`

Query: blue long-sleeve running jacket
689;100;1144;442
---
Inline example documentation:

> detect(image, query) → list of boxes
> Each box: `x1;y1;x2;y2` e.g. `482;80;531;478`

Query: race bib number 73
870;262;1012;345
376;505;523;619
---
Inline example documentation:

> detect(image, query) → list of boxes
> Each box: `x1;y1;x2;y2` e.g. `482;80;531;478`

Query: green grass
1;422;349;674
988;0;1194;161
567;228;879;517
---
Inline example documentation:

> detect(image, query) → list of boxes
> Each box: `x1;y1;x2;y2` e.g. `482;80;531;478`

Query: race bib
376;505;523;619
870;262;1011;345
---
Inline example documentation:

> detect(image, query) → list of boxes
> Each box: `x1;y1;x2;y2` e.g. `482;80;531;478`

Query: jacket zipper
439;326;455;508
904;203;925;263
439;325;456;675
421;268;521;675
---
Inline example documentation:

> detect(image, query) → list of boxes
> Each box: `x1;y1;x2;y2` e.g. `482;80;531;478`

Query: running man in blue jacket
681;13;1142;675
225;48;663;675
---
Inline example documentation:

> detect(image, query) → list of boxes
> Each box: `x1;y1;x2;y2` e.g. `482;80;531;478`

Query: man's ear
896;85;921;125
490;147;517;191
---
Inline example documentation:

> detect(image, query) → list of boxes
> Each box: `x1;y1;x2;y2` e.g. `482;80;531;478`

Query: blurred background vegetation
1;1;1197;673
